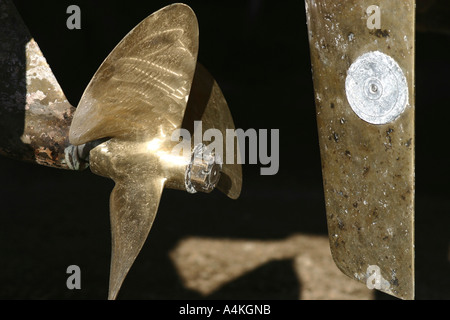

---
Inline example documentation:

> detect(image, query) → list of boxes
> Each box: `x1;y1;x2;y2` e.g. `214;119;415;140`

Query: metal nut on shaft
185;144;222;194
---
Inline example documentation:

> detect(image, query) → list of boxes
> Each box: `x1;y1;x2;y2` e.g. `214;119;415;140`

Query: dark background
0;0;448;299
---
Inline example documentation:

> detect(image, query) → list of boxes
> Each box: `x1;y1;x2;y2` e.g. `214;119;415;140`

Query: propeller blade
88;135;185;300
305;0;415;300
108;176;166;300
69;3;199;145
183;63;242;199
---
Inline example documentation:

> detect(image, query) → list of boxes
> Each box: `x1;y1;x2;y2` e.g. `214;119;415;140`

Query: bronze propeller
69;3;242;300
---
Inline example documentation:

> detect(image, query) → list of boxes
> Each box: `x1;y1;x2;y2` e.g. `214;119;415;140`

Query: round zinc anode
345;51;408;125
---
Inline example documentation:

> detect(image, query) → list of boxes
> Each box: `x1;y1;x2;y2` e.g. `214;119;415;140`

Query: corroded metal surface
305;0;415;299
69;4;242;299
0;0;75;169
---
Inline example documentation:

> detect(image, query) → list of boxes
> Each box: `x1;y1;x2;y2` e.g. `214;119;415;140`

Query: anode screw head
345;51;409;125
